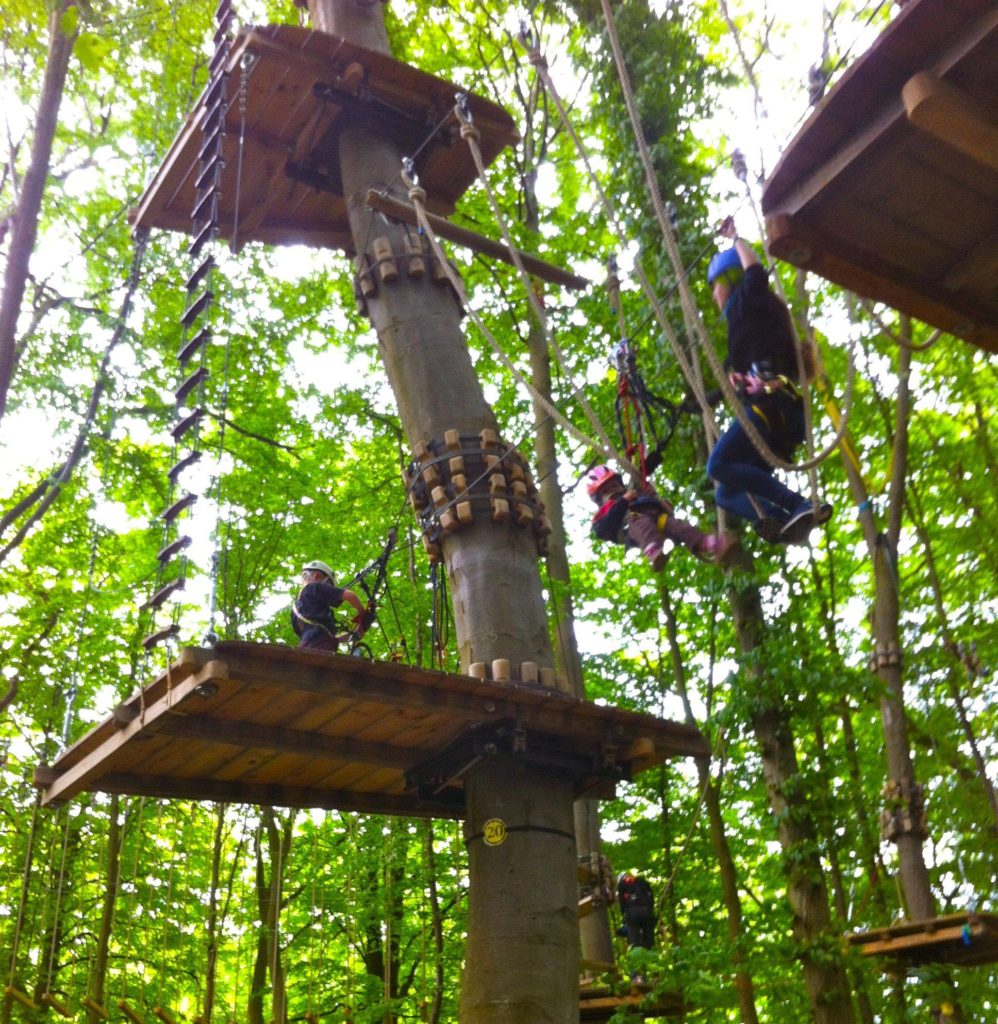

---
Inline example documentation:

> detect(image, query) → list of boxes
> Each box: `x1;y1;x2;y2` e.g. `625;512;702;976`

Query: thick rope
397;169;636;476
453;104;633;476
532;18;855;477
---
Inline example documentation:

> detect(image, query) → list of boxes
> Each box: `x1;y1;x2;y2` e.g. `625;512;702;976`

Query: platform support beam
902;71;998;173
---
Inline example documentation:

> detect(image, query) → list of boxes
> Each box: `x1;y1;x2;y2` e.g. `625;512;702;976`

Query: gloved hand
353;606;375;633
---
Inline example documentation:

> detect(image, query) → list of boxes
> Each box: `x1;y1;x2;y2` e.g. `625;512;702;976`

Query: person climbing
292;560;372;652
585;457;737;571
617;871;656;951
705;218;833;545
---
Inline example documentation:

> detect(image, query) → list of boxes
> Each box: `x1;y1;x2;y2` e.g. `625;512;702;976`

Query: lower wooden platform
35;643;708;817
847;911;998;968
579;987;684;1021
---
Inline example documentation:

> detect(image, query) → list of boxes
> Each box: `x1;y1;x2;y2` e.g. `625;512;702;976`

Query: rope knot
527;50;547;70
459;122;481;143
407;183;427;205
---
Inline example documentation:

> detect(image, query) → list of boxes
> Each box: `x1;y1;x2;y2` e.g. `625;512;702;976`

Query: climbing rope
525;20;855;479
451;95;632;475
396;160;637;479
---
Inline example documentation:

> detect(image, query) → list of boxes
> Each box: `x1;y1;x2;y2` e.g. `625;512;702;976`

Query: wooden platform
847;911;998;968
579;987;684;1021
34;643;708;817
761;0;998;352
131;24;518;251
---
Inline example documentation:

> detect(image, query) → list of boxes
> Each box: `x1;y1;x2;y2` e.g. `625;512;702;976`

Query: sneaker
699;532;741;567
753;516;786;544
780;504;817;544
643;544;667;572
813;502;834;526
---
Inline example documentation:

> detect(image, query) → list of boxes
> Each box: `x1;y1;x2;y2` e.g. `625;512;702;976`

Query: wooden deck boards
762;0;998;351
36;643;708;818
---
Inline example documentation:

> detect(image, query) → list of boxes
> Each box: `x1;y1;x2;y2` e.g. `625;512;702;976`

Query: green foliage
0;1;995;1022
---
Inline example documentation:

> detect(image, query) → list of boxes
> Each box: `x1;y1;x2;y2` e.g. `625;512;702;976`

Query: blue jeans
707;392;806;523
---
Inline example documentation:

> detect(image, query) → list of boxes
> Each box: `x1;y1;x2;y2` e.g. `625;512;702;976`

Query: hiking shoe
780;504;817;544
644;544;667;572
699;532;741;567
753;516;786;544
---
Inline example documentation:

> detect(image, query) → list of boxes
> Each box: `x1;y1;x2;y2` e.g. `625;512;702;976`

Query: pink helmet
584;465;621;498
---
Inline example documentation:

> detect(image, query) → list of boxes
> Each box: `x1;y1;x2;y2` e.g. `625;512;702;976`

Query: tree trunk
727;563;856;1024
421;822;445;1024
522;197;614;978
203;804;227;1024
311;4;578;1021
663;589;759;1024
253;809;291;1024
90;795;122;1023
0;1;76;424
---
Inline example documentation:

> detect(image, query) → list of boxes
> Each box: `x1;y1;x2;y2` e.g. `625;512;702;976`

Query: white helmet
302;560;334;581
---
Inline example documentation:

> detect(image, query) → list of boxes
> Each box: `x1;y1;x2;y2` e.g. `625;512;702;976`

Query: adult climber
705;217;833;544
617;870;656;951
292;560;372;651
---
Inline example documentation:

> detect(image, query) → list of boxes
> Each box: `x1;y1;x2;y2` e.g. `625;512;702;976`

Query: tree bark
313;3;578;1021
0;1;76;424
90;795;122;1023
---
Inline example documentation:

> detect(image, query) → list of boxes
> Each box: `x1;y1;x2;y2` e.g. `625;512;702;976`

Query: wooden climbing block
131;25;519;252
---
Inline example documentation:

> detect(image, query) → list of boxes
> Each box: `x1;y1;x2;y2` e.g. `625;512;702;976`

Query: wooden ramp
34;643;708;817
761;0;998;352
130;24;518;251
847;911;998;969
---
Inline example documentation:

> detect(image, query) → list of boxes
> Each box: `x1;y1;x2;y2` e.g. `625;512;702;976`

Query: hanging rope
525;19;855;478
450;95;633;475
598;0;857;475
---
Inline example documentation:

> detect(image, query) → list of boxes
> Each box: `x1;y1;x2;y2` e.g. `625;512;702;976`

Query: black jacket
723;264;799;380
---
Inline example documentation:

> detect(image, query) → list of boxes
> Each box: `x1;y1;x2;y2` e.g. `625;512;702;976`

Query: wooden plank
48;651;205;774
38;660;231;805
211;643;708;756
854;922;970;955
150;714;428;770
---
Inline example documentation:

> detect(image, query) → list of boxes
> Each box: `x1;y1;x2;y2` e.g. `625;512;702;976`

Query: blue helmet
707;247;743;286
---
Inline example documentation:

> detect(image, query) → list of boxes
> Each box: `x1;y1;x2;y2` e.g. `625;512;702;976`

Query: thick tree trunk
315;3;578;1021
0;1;76;424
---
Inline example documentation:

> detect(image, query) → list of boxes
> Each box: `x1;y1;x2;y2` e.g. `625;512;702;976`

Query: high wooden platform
847;911;998;969
761;0;998;352
34;643;708;817
131;24;518;252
